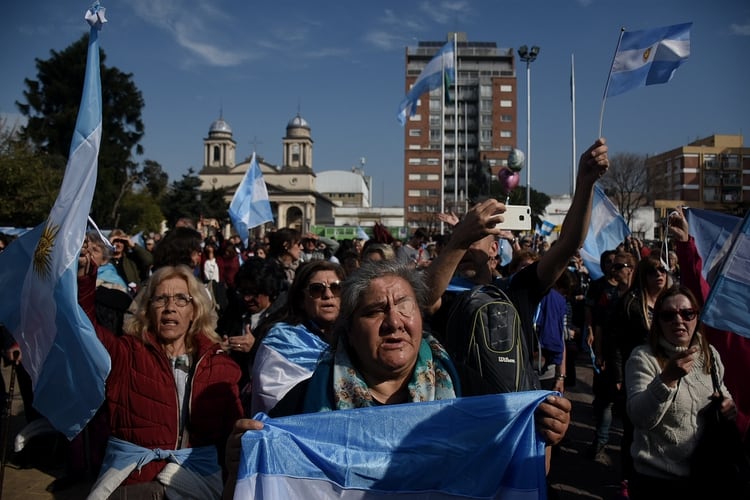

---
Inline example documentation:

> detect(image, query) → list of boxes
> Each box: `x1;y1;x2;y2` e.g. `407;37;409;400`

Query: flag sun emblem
642;47;652;62
33;223;59;278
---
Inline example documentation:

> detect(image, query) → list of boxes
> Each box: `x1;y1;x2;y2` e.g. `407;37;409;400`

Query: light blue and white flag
397;41;455;126
685;207;741;279
356;226;370;241
580;184;631;280
701;210;750;339
235;392;549;499
538;220;556;237
229;152;274;247
0;3;110;439
606;22;691;97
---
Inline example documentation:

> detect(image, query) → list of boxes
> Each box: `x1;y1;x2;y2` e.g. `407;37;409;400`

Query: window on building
500;130;512;138
408;158;422;165
291;143;300;163
409;144;421;150
213;145;220;163
481;114;493;125
480;130;492;141
500;114;512;122
429;99;441;112
500;84;512;92
703;154;716;169
409;129;422;137
426;158;440;165
481;99;492;109
500;145;512;151
500;100;512;108
480;85;492;97
430;130;441;141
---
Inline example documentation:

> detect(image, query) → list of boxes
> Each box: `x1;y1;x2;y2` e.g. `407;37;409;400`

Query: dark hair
267;260;345;327
648;285;712;374
600;249;617;268
152;227;202;270
267;228;301;259
234;257;285;302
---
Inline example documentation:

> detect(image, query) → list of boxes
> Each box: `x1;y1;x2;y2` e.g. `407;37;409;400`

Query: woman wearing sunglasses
250;260;346;415
625;285;735;498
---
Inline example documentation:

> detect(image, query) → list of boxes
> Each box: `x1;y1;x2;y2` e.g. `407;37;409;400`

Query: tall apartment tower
402;32;518;230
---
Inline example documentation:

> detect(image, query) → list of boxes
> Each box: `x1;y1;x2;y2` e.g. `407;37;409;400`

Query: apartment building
402;32;517;230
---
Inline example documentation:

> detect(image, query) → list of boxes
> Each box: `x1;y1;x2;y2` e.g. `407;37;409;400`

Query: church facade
198;114;336;233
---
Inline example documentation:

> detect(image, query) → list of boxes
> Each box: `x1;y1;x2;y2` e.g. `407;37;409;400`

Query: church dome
209;118;232;135
287;113;310;130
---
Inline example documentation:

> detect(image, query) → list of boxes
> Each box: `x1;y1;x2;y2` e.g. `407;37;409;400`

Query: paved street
0;350;624;499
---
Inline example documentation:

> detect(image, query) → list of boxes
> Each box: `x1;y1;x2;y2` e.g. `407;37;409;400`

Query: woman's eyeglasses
611;262;631;271
151;294;193;308
657;309;697;322
306;281;342;299
648;266;668;276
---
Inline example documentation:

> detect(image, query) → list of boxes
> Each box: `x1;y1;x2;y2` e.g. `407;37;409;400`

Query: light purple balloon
498;167;520;194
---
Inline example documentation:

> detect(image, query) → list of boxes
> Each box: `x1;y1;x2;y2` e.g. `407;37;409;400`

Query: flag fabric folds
685;207;741;279
234;392;550;499
580;184;631;280
397;41;455;126
0;4;111;439
606;22;692;97
229;152;274;247
701;211;750;339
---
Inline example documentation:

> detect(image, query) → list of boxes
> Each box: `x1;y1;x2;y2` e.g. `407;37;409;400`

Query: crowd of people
0;137;747;499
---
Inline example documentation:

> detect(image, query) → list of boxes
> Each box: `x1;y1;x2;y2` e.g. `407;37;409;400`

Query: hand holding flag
229;152;274;247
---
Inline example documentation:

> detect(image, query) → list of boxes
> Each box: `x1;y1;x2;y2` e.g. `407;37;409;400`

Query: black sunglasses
648;266;668;276
657;309;697;322
307;281;342;299
612;262;631;271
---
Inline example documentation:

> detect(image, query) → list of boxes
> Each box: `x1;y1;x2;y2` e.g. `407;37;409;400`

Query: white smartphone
496;205;532;231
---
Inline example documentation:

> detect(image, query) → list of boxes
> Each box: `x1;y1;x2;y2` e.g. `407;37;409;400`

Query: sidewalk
0;351;624;499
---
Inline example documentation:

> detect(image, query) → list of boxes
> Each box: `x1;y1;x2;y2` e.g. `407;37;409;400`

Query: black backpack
444;284;539;396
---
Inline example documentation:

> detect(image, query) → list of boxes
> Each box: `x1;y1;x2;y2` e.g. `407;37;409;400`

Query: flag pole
453;33;458;211
598;27;626;138
571;53;577;196
440;54;446;235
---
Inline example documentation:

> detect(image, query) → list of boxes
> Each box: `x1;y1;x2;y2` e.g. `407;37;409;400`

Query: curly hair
123;265;221;352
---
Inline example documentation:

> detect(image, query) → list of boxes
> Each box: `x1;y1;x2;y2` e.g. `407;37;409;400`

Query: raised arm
668;207;710;305
423;199;505;313
536;138;609;292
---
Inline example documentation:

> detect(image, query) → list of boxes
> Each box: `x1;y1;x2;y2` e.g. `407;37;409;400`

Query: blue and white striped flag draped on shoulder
701;210;750;339
234;392;550;499
580;184;631;280
397;41;455;126
606;22;692;97
0;2;110;439
229;152;274;247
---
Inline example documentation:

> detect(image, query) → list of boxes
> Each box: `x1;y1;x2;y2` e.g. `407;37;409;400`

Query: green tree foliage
15;33;145;226
160;169;206;228
117;190;165;235
0;122;61;226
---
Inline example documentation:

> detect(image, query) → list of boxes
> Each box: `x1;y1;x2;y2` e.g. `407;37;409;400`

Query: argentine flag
229;152;274;247
0;4;111;439
580;184;631;279
397;41;455;126
685;208;740;279
606;22;692;97
235;392;550;499
701;210;750;339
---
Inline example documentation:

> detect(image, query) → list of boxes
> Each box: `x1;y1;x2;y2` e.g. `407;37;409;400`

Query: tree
0;120;61;226
15;33;145;226
599;152;650;227
160;169;206;228
117;190;165;235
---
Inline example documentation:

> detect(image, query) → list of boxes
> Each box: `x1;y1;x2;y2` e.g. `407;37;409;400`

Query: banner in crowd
234;391;550;499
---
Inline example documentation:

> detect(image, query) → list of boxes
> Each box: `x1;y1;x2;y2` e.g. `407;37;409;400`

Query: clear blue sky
1;0;749;208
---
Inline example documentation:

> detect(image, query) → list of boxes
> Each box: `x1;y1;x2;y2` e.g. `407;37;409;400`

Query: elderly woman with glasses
78;256;242;499
625;285;736;498
250;260;346;415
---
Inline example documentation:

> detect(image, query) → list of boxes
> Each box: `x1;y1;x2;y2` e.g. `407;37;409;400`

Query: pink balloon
498;167;520;194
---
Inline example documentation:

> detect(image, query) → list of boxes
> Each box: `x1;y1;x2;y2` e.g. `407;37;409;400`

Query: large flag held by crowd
0;3;111;439
580;184;631;280
397;40;455;126
228;152;274;247
234;392;550;499
605;22;692;97
685;207;741;279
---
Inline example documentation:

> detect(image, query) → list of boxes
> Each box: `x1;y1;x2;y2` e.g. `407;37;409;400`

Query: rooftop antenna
249;136;263;155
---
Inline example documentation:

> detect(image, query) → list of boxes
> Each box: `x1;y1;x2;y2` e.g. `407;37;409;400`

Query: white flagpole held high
453;33;458;210
599;28;626;138
571;53;577;196
440;53;446;235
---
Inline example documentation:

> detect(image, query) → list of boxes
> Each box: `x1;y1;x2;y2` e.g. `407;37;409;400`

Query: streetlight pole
518;45;539;206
